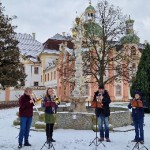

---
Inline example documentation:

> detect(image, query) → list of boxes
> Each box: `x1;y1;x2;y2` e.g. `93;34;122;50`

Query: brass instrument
30;93;40;116
53;97;60;105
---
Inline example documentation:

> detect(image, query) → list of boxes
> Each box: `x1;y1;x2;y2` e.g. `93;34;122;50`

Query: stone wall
14;110;132;130
57;112;93;130
110;111;132;127
55;110;131;130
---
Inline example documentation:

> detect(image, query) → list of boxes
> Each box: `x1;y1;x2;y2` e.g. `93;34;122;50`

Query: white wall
0;89;45;101
24;64;43;87
0;90;5;101
44;80;57;88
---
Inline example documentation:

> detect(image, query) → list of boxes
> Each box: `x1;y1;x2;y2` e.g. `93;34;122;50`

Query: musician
128;91;144;144
43;87;56;143
18;87;35;149
93;84;111;142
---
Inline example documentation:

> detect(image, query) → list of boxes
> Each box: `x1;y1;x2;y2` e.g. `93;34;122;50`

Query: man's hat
98;84;104;89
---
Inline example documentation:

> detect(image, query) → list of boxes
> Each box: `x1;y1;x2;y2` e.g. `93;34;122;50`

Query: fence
0;101;18;109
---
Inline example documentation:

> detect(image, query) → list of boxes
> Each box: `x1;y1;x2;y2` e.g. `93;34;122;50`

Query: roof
84;22;102;37
42;49;60;54
85;5;96;13
15;33;43;62
51;33;72;41
42;34;74;53
120;34;140;45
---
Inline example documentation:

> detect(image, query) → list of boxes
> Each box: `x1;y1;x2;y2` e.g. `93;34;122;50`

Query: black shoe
24;142;32;146
18;144;22;149
50;138;56;142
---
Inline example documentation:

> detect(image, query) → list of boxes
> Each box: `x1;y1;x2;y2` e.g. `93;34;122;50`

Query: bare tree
81;0;135;85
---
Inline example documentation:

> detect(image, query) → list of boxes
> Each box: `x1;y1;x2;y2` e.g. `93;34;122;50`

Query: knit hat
134;90;142;97
98;84;104;89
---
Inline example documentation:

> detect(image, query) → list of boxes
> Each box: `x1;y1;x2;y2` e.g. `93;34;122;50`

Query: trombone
30;93;41;116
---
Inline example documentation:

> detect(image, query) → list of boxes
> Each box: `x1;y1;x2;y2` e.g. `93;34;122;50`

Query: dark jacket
128;99;144;120
19;94;34;117
93;90;111;117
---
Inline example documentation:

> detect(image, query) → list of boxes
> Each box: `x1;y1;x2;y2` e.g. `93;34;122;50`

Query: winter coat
43;96;56;124
128;99;144;120
93;90;111;117
19;94;34;117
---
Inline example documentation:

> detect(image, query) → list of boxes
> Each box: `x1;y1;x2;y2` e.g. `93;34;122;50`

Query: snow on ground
0;107;150;150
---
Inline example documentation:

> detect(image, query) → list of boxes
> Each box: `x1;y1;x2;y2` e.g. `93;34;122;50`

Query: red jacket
19;94;34;117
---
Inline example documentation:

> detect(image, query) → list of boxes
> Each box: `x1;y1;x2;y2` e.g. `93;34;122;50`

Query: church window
34;67;39;74
51;72;53;80
116;84;121;96
45;74;46;82
48;73;49;81
131;47;136;56
54;71;56;79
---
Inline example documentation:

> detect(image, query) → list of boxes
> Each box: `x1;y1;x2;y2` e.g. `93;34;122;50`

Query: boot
24;140;32;146
18;144;22;149
50;137;56;142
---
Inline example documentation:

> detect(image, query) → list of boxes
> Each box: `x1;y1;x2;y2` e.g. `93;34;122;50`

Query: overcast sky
1;0;150;43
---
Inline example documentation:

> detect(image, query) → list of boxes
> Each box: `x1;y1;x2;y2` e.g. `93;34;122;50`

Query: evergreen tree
130;43;150;111
0;3;26;89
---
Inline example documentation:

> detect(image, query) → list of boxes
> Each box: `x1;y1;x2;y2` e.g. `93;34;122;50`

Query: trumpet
54;97;60;105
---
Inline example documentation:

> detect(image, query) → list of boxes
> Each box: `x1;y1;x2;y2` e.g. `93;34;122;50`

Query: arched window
131;46;136;56
45;74;46;82
85;84;89;95
48;73;49;81
116;84;121;96
51;72;53;80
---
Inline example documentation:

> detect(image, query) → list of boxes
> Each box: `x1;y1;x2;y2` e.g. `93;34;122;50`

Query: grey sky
1;0;150;43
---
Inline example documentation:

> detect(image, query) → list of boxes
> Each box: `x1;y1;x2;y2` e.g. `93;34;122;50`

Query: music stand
89;99;105;147
132;141;148;150
40;101;56;150
40;140;55;150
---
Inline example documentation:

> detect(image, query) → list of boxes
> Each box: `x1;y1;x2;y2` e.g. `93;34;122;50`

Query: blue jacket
43;96;54;114
128;99;144;120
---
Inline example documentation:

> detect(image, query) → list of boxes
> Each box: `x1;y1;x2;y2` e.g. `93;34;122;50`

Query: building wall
55;43;142;102
24;64;42;87
0;88;46;101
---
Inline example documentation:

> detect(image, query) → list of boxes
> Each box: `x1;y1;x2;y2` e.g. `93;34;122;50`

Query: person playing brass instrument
18;87;35;149
93;84;111;142
128;91;144;144
43;87;57;143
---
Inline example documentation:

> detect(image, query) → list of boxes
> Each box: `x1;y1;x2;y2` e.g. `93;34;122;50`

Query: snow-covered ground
0;107;150;150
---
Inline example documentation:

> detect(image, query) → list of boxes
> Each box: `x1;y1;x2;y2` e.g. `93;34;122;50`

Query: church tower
84;0;96;22
126;16;134;34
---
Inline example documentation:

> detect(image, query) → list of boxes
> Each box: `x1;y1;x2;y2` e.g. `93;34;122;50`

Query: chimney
62;32;65;36
32;32;36;39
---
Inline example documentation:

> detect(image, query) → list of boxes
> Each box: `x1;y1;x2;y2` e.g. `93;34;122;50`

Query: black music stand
40;140;55;150
132;141;148;150
89;98;105;147
40;101;56;150
131;130;148;150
